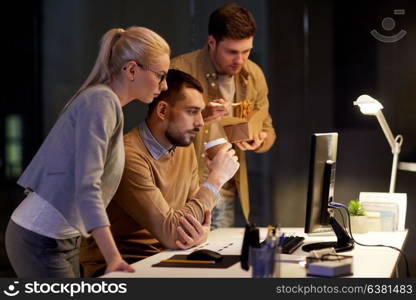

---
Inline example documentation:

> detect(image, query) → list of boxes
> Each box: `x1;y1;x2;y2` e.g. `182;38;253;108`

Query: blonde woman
5;26;170;277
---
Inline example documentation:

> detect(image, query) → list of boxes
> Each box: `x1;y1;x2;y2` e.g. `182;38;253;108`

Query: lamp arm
375;111;398;153
374;111;405;193
390;152;399;193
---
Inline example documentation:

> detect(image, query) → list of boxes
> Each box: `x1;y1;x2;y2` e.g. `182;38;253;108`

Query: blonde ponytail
62;26;170;112
80;28;126;90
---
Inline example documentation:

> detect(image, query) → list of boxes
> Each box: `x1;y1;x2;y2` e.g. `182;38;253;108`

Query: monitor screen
304;133;338;234
302;132;354;252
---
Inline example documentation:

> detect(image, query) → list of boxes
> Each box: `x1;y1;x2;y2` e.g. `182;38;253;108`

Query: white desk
103;227;408;278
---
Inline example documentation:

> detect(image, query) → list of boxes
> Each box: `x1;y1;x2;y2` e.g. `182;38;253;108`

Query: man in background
171;4;276;228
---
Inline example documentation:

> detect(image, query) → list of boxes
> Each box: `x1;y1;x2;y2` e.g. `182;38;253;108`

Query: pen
278;233;286;247
160;259;216;264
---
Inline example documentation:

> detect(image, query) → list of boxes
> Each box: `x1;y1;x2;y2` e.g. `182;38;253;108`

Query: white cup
204;138;228;159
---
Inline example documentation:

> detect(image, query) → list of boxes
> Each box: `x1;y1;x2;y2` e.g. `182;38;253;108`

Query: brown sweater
80;127;217;277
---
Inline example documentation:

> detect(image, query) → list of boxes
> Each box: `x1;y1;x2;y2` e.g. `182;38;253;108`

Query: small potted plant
348;200;368;234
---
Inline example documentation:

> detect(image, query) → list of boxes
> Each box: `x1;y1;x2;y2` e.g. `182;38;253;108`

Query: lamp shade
353;95;383;115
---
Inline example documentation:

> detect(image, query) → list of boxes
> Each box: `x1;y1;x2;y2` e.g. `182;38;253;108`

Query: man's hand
202;99;230;124
205;142;239;190
235;131;268;151
175;210;211;249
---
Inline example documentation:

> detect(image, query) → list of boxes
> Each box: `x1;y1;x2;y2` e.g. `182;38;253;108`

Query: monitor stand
302;216;354;252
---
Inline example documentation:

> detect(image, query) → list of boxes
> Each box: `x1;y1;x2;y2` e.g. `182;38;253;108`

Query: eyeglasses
135;61;166;85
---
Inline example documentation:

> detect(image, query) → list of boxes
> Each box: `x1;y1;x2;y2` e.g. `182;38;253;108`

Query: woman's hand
104;256;135;274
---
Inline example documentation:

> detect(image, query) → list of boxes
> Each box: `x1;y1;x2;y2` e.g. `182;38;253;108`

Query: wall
269;0;416;275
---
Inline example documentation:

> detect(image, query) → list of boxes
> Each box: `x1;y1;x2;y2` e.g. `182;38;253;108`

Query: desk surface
103;227;408;278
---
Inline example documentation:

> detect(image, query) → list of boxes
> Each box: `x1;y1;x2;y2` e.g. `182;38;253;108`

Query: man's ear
155;100;169;120
208;35;216;51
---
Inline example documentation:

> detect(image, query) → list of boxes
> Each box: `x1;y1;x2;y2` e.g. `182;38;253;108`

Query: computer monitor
302;133;354;252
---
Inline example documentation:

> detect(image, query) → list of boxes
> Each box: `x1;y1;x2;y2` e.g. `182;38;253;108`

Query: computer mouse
187;249;223;262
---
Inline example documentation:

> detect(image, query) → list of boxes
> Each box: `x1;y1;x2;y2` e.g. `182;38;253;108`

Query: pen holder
249;246;275;278
273;251;281;278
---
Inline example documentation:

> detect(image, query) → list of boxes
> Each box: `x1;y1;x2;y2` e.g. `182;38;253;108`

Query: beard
165;127;199;147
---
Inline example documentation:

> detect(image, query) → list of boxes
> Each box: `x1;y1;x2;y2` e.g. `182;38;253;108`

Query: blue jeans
211;180;238;230
211;199;235;229
5;220;81;278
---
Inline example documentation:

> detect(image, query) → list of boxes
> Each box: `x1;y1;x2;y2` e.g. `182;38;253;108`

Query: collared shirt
139;121;175;160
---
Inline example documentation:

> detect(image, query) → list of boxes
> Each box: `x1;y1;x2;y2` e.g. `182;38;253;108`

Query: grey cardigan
17;84;124;237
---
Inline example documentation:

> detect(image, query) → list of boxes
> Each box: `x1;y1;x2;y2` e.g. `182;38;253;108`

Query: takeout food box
219;109;267;143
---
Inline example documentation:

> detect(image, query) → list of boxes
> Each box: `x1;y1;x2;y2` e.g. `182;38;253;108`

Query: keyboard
281;236;305;254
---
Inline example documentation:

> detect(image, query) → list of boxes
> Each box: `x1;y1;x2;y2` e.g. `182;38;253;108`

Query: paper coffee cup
204;138;228;159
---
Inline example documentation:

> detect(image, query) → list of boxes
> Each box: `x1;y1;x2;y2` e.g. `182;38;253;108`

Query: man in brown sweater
80;69;239;277
171;4;276;228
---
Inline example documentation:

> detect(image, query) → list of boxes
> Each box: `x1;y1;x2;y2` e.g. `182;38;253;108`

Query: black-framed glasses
135;61;166;85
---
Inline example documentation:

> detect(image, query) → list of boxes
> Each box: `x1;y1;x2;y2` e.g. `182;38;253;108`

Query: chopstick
160;259;216;264
209;101;242;107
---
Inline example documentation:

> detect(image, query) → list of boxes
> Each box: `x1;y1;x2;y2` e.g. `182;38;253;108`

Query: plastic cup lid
204;138;228;150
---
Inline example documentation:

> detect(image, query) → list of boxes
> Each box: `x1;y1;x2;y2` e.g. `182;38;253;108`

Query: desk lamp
353;95;407;231
353;95;403;193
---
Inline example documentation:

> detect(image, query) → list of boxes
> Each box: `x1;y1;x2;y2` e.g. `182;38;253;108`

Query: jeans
211;180;238;230
211;199;235;229
5;220;81;278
